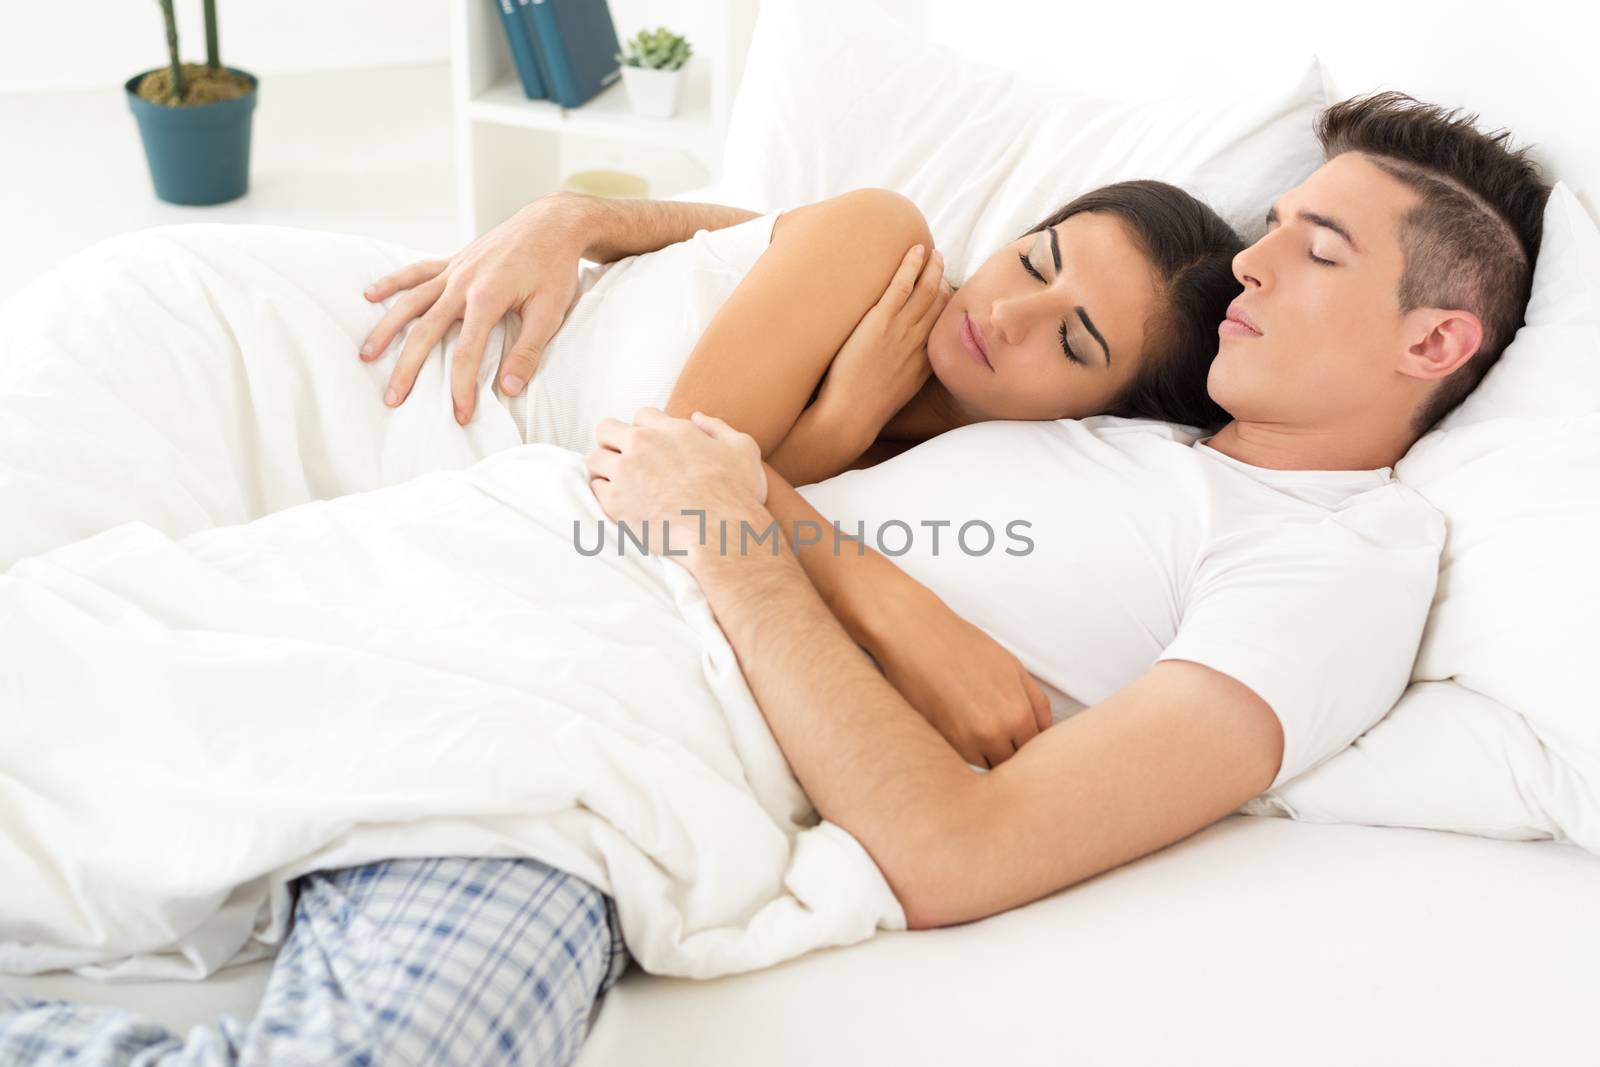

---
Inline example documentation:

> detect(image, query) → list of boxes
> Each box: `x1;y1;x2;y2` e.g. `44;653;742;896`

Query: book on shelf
522;0;624;109
493;0;548;99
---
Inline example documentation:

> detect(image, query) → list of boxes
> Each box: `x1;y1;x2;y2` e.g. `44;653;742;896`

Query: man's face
1208;153;1421;428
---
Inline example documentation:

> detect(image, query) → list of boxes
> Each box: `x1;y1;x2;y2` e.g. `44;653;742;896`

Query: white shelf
466;64;718;169
450;0;759;241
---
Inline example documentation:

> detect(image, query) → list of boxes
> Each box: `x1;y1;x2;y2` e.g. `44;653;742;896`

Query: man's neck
1204;418;1414;473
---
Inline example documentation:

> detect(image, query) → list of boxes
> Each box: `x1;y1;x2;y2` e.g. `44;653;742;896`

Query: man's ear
1401;307;1483;382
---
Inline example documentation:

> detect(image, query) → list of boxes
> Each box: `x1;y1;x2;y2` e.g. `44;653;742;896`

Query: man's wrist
531;190;602;260
679;501;790;578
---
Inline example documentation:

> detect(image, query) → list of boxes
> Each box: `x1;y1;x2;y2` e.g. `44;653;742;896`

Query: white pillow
1434;183;1600;427
718;0;1328;284
1258;184;1600;853
1259;681;1562;842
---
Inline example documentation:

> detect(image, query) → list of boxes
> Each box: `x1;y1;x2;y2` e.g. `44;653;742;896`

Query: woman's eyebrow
1036;228;1108;366
1077;308;1110;367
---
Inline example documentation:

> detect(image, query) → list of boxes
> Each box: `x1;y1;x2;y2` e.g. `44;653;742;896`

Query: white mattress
6;816;1599;1065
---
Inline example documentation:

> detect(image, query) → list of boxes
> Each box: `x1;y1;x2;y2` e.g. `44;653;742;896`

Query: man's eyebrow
1076;307;1110;367
1264;205;1363;253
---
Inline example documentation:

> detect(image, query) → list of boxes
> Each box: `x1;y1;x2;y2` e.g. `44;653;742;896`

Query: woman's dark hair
1016;180;1242;432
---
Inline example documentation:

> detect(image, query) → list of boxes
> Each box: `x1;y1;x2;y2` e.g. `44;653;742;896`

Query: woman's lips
1219;301;1263;338
961;312;993;371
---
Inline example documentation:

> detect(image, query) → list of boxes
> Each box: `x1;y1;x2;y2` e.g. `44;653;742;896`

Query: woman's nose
992;289;1052;343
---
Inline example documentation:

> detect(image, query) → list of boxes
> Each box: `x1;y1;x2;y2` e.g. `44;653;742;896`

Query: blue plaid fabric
0;856;631;1066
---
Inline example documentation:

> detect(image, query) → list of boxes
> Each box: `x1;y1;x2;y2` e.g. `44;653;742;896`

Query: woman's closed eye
1017;251;1086;366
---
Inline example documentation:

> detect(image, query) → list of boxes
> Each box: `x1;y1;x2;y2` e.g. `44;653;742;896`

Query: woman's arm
759;461;1054;769
662;188;934;465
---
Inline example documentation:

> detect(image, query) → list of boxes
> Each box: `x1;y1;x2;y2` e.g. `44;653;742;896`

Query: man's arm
362;192;762;420
588;410;1286;928
567;192;761;262
760;463;1052;769
687;498;1284;929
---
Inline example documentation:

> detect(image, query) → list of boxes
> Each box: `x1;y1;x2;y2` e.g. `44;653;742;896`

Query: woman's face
927;211;1160;421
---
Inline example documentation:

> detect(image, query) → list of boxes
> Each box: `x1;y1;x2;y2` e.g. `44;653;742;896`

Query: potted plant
616;27;692;119
126;0;258;206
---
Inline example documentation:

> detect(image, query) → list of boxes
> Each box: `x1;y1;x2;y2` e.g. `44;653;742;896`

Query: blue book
495;0;547;99
523;0;623;109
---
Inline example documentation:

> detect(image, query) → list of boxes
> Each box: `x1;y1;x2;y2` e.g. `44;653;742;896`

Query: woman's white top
495;211;782;455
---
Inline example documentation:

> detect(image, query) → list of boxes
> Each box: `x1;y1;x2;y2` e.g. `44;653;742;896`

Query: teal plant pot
125;68;258;206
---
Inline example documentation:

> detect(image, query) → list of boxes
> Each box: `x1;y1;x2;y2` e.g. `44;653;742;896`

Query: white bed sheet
6;816;1598;1065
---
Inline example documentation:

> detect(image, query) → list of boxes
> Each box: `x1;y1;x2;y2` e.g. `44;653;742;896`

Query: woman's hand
873;588;1053;769
358;192;589;425
813;243;951;444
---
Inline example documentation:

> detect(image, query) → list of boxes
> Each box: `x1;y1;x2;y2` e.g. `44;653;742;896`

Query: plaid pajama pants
0;856;631;1067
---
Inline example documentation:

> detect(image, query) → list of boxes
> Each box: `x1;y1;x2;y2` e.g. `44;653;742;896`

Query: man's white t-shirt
795;416;1445;790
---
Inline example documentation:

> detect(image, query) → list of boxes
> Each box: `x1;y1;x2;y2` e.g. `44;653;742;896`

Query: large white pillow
1256;183;1600;852
1258;681;1563;842
1434;182;1600;427
718;0;1327;283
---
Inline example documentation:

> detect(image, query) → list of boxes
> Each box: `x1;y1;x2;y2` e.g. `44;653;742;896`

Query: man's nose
1233;234;1275;291
1228;247;1267;292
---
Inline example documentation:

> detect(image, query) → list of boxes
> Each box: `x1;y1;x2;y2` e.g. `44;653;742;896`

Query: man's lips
1220;302;1263;338
961;312;993;370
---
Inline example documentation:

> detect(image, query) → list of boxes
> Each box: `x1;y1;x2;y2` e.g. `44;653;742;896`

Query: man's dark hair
1020;180;1242;433
1315;91;1552;436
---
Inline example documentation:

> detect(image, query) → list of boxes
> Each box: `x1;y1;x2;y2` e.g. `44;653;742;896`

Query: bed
5;816;1598;1063
7;0;1600;1062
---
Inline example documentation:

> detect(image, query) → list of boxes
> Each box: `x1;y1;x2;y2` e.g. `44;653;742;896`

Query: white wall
0;0;451;94
873;0;1600;216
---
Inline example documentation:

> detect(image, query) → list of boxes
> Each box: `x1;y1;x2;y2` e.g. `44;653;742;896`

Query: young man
1;94;1548;1066
583;91;1550;926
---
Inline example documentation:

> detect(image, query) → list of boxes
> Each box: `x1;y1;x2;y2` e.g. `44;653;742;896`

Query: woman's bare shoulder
770;187;932;252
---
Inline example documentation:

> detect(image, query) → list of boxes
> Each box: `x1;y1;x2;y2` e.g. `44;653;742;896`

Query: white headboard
865;0;1600;223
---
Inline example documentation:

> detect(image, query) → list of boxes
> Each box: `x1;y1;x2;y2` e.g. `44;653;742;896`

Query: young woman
363;182;1241;490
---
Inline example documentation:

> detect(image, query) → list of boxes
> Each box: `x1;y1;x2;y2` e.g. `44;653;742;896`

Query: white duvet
0;224;903;982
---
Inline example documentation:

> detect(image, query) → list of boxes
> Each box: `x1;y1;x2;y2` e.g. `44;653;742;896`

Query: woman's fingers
904;249;946;320
361;275;447;362
363;258;447;303
878;244;927;312
914;277;952;334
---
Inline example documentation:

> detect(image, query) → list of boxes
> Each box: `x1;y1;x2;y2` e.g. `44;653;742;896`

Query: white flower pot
620;65;685;119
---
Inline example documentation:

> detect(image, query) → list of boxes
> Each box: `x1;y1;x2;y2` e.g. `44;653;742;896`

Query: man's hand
358;192;589;425
584;408;768;567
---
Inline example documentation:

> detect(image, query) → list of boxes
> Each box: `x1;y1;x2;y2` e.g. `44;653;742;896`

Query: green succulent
615;27;692;72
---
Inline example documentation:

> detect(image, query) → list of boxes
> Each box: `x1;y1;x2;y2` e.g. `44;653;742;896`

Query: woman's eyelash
1058;324;1083;366
1308;250;1336;266
1018;252;1085;365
